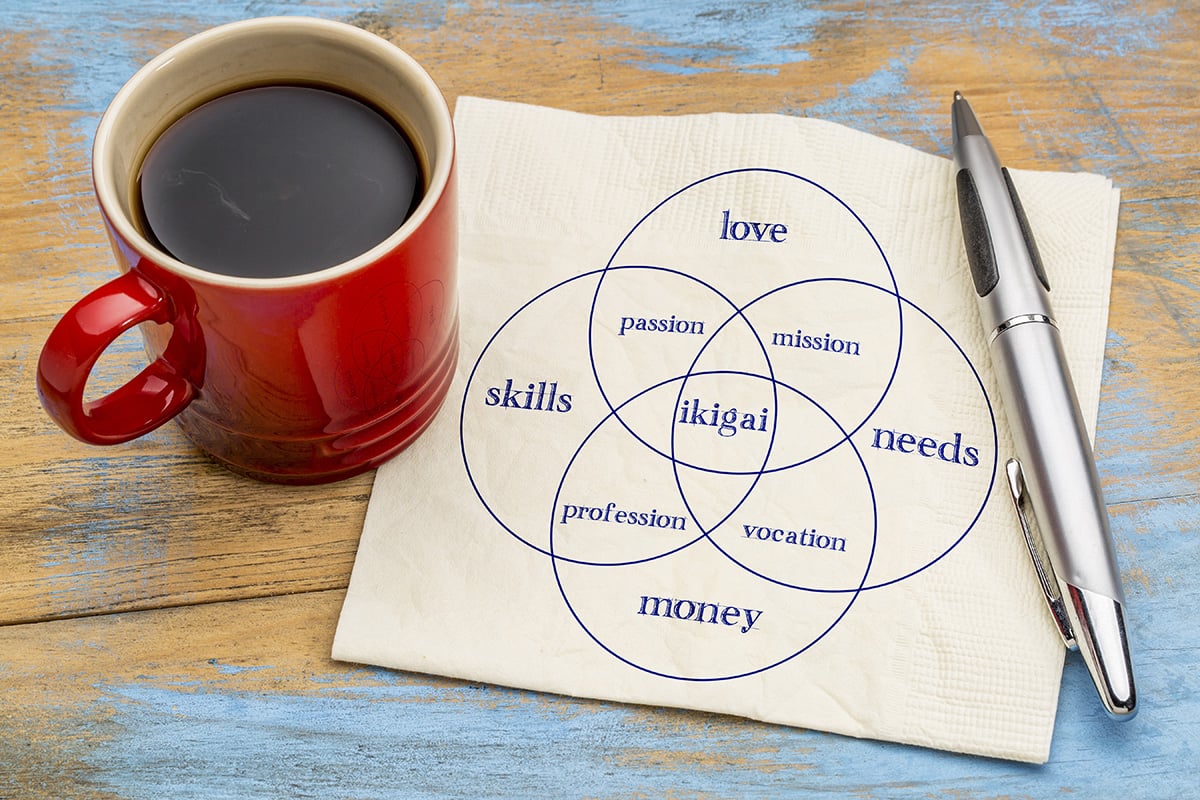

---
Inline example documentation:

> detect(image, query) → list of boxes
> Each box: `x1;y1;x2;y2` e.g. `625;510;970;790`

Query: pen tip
950;92;983;140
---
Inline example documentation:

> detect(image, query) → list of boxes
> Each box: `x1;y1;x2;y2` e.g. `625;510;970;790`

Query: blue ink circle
457;168;998;680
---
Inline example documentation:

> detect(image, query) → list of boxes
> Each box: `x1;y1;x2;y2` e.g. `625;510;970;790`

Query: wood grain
2;0;1198;795
3;0;1196;627
0;583;1187;800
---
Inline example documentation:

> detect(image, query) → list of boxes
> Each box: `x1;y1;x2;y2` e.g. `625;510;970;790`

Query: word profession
617;314;705;337
483;379;572;413
638;595;764;634
743;524;846;552
871;428;980;467
677;398;770;438
718;209;788;243
771;328;861;357
559;500;687;530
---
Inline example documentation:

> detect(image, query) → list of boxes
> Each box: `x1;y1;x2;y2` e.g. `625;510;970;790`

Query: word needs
871;428;980;467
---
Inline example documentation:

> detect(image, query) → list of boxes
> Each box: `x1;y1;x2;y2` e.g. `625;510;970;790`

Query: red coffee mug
37;17;458;484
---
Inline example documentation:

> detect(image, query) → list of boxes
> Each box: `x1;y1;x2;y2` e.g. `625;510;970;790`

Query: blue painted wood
70;658;1187;800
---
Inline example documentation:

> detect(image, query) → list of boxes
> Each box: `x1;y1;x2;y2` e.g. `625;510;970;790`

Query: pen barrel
953;93;1135;716
989;321;1124;603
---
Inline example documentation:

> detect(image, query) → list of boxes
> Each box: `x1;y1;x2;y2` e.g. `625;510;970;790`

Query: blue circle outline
589;168;904;473
455;167;1000;680
546;368;879;681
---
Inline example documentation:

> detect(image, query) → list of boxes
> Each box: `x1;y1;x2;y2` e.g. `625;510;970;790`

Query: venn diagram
461;169;997;681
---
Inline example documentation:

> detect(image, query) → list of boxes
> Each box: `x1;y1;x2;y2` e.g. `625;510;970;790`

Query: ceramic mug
36;16;458;484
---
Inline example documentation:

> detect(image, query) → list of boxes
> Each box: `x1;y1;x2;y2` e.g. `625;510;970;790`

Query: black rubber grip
955;168;998;296
1002;167;1050;292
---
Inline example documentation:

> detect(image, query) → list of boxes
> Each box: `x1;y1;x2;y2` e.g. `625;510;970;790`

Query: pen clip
1004;458;1076;649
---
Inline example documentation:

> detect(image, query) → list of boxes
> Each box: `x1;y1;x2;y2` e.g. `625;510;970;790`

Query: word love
718;209;788;243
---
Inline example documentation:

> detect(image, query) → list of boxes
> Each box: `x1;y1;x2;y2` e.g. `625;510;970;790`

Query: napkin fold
333;96;1120;763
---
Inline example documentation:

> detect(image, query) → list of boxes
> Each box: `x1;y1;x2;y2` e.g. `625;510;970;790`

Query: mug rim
92;15;454;290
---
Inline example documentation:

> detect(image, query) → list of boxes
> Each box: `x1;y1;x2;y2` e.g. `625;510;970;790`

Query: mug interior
93;16;453;286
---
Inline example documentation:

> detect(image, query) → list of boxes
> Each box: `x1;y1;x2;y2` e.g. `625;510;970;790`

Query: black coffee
138;85;423;278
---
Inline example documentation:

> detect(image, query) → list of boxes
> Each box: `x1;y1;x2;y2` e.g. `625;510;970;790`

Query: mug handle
37;269;199;444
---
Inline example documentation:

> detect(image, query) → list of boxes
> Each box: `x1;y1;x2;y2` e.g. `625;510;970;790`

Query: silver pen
951;92;1136;718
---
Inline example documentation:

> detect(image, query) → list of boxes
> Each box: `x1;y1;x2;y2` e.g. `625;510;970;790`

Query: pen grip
955;165;1052;299
954;168;999;296
1000;167;1050;292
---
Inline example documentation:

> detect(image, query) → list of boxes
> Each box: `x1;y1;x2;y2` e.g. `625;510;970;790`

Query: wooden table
3;1;1197;796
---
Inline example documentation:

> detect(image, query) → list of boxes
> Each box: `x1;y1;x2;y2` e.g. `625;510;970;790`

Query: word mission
460;169;998;681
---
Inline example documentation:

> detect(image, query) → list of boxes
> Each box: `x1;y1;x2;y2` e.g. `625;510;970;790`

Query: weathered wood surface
2;1;1197;796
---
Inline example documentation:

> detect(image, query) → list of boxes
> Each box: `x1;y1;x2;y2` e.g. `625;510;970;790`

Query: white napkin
333;97;1120;763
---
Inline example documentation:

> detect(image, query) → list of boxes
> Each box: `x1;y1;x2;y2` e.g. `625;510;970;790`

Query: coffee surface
138;85;422;278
